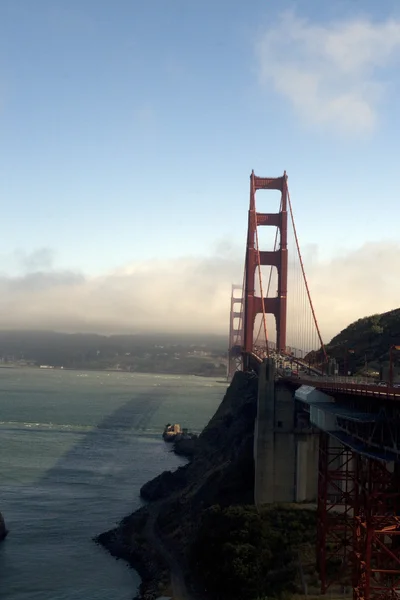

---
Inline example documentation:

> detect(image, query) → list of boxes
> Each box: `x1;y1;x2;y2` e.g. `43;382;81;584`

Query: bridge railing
247;351;400;398
282;373;400;400
300;375;373;385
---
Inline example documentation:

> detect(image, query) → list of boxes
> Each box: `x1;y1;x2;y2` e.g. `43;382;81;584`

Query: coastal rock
172;435;198;458
0;512;8;541
140;466;188;502
97;371;258;598
94;508;169;600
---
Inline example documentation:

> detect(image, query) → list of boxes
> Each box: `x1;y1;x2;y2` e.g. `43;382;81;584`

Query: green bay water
0;368;226;599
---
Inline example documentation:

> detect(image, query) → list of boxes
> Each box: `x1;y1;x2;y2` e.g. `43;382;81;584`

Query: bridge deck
285;375;400;400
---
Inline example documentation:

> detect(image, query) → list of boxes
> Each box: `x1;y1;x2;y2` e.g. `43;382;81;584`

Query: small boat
162;423;182;442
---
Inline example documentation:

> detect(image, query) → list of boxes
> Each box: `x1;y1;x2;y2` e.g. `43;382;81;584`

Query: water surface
0;368;225;599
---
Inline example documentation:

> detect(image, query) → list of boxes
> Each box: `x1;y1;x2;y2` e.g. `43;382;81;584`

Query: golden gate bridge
227;171;400;600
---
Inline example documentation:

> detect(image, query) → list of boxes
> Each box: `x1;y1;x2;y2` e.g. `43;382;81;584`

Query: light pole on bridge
389;344;400;387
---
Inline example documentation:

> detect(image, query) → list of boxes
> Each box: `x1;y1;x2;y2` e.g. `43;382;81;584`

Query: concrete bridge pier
295;433;319;502
254;357;276;506
254;358;319;507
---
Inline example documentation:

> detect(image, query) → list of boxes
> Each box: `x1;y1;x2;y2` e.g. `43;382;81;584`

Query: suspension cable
287;188;328;362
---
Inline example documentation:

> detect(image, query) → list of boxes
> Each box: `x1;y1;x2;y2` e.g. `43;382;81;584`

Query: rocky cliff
0;512;7;541
96;371;258;599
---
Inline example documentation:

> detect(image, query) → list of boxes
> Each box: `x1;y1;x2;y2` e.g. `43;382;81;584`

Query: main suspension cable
287;188;327;362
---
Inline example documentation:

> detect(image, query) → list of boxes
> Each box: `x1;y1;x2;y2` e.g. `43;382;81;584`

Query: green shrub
190;505;316;600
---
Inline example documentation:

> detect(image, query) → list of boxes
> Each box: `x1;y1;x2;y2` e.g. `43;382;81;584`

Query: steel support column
353;458;400;600
318;432;355;593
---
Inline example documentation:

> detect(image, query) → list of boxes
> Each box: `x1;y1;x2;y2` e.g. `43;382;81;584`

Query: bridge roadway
281;373;400;400
252;356;400;598
249;351;400;400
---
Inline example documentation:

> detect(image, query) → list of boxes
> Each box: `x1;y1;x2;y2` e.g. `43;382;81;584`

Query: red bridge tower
243;171;288;360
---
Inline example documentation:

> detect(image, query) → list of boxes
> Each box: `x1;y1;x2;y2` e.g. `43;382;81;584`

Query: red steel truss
317;432;355;593
353;457;400;600
318;433;400;600
243;171;288;357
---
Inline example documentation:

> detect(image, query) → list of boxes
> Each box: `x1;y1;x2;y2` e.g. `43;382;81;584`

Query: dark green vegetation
97;372;317;600
323;308;400;374
191;505;316;600
0;331;227;376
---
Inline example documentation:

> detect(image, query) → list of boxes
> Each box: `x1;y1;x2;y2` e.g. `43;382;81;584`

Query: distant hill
0;330;228;377
324;308;400;373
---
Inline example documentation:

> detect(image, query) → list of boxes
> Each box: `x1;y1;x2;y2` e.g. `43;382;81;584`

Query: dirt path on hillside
143;500;202;600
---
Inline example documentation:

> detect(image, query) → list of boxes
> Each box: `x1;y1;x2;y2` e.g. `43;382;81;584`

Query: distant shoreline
0;364;227;379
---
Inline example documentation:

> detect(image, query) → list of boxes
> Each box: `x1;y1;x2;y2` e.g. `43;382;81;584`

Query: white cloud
256;12;400;134
0;256;240;335
14;247;56;273
306;241;400;340
0;243;398;345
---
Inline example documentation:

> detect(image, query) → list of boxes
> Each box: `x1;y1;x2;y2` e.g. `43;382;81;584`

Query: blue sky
0;0;399;336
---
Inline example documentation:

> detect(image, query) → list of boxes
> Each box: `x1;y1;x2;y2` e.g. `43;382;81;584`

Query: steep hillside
324;308;400;372
96;371;258;599
96;371;317;600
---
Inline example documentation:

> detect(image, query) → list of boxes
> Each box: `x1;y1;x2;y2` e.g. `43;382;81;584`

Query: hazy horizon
0;242;399;344
0;328;228;340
